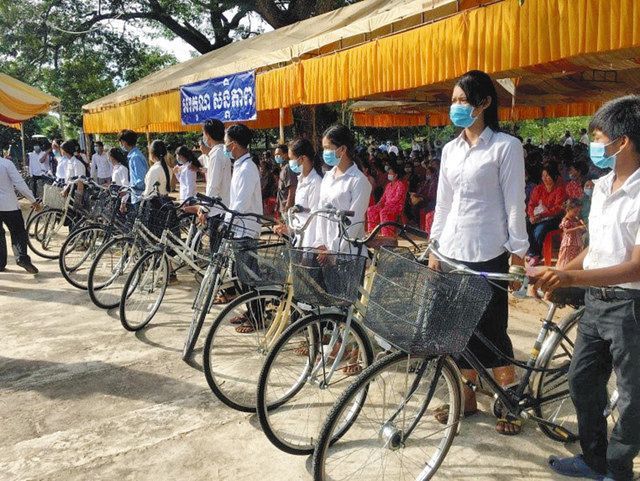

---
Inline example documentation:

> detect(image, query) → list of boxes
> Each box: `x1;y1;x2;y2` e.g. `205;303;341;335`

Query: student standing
90;141;112;185
109;148;129;187
534;95;640;481
173;146;201;201
275;143;297;215
117;130;148;204
200;119;231;221
0;156;40;273
27;144;48;195
143;140;171;197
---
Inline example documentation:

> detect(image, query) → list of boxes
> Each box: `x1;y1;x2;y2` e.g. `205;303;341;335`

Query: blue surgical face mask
275;155;284;165
387;174;396;182
449;103;477;129
289;159;301;174
589;139;620;169
223;145;233;160
323;149;340;167
583;187;593;197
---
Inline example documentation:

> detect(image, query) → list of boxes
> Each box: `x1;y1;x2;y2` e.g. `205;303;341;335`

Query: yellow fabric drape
0;73;59;123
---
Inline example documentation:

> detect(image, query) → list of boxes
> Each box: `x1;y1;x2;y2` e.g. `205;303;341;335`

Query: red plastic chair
543;229;563;266
263;197;278;218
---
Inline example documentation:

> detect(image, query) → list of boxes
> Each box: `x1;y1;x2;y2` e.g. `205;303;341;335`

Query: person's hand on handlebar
528;266;572;299
274;223;290;237
509;254;525;291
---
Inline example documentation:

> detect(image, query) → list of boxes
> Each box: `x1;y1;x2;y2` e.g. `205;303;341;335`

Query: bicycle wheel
313;351;461;481
203;288;302;412
59;225;109;290
119;250;170;331
534;308;618;442
26;209;69;259
87;236;140;310
257;312;374;455
182;262;221;361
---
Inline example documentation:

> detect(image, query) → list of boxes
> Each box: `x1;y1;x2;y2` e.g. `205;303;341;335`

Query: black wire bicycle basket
88;188;115;223
363;247;493;356
289;247;367;307
229;237;289;288
139;197;180;238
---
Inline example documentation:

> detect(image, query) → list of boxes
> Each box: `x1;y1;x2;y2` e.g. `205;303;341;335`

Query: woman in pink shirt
366;162;407;237
526;162;567;265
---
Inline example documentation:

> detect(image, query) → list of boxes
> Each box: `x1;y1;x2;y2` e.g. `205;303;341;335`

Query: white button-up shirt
55;156;69;181
28;151;48;176
315;163;372;253
0;157;35;211
111;164;129;187
431;127;529;262
292;169;322;248
204;144;231;217
177;164;197;201
227;153;263;238
91;152;112;180
65;157;86;182
584;169;640;289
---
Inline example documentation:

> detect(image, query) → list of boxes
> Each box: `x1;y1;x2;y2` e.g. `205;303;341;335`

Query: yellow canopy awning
0;73;59;128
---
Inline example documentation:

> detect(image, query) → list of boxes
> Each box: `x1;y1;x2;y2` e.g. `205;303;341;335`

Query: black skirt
449;252;513;369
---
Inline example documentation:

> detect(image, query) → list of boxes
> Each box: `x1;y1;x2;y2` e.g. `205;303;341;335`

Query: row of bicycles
23;175;619;481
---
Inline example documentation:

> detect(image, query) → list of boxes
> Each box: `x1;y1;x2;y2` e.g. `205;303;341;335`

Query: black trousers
29;175;44;197
449;252;513;369
0;209;31;269
569;292;640;480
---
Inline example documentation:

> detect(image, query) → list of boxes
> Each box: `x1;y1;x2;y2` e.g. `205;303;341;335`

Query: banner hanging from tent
180;70;257;125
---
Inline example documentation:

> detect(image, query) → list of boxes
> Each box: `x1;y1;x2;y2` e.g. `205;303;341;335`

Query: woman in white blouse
173;146;201;201
60;141;87;182
315;125;372;254
275;138;322;248
429;70;528;435
143;140;171;197
109;148;129;187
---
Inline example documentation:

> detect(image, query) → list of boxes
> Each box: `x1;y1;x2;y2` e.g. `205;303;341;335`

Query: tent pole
279;108;285;144
20;122;27;170
311;106;317;150
146;129;151;163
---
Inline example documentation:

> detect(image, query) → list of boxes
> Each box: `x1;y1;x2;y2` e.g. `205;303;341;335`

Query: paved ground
0;202;634;481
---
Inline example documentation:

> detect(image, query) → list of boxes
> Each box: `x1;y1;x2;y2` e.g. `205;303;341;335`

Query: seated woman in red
366;162;407;237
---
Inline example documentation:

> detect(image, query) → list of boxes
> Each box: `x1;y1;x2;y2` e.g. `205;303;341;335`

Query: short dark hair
226;124;252;148
60;140;75;156
276;144;288;153
203;119;225;142
95;141;104;148
117;129;138;147
455;70;500;132
589;95;640;154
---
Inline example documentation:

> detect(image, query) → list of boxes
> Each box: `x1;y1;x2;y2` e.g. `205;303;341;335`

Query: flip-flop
434;404;478;424
547;455;605;479
495;418;522;436
229;315;247;325
235;322;256;334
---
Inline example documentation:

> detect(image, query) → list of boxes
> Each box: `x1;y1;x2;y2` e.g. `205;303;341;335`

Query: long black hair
322;124;362;169
175;145;202;169
456;70;500;132
150;140;171;193
289;138;322;176
109;147;129;169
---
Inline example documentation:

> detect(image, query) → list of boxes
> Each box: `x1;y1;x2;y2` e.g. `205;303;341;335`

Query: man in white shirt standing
563;130;575;147
534;96;640;481
199;120;231;223
90;141;112;185
0;156;40;273
28;144;48;196
579;128;590;146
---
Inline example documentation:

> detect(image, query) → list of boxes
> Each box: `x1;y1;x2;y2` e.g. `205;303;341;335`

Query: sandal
294;342;310;356
496;417;522;435
340;349;363;376
434;404;478;425
229;315;247;325
213;291;236;305
235;322;256;334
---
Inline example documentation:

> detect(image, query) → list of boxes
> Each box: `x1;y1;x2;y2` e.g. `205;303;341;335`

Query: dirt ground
0;202;635;481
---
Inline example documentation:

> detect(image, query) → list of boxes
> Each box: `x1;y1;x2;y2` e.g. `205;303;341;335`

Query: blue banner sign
180;70;257;125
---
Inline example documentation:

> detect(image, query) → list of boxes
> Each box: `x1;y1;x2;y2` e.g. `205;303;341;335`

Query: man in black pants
0;156;40;273
534;95;640;481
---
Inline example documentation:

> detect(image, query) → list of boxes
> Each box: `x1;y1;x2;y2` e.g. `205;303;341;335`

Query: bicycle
311;241;616;481
201;205;349;412
255;216;429;456
118;196;212;331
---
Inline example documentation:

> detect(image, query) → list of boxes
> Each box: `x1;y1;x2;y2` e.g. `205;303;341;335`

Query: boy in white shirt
534;96;640;481
90;141;112;185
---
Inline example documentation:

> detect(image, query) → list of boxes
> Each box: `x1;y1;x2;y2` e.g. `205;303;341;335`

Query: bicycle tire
87;236;139;310
59;224;109;290
182;262;221;361
257;312;374;455
313;351;461;481
26;209;68;259
203;288;302;412
119;250;170;331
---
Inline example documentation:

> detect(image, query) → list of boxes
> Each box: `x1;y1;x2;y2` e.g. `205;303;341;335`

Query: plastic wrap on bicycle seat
364;247;493;356
230;237;288;288
289;248;367;307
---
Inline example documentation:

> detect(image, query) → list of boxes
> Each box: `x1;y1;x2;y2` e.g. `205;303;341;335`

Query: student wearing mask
143;140;171;197
275;138;322;247
533;95;640;481
173;146;201;201
117;130;148;204
315;124;372;254
275;143;297;215
28;144;48;195
90;141;112;185
429;70;528;435
0;155;40;273
366;161;407;237
200;119;231;221
109;148;129;187
60;141;86;182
